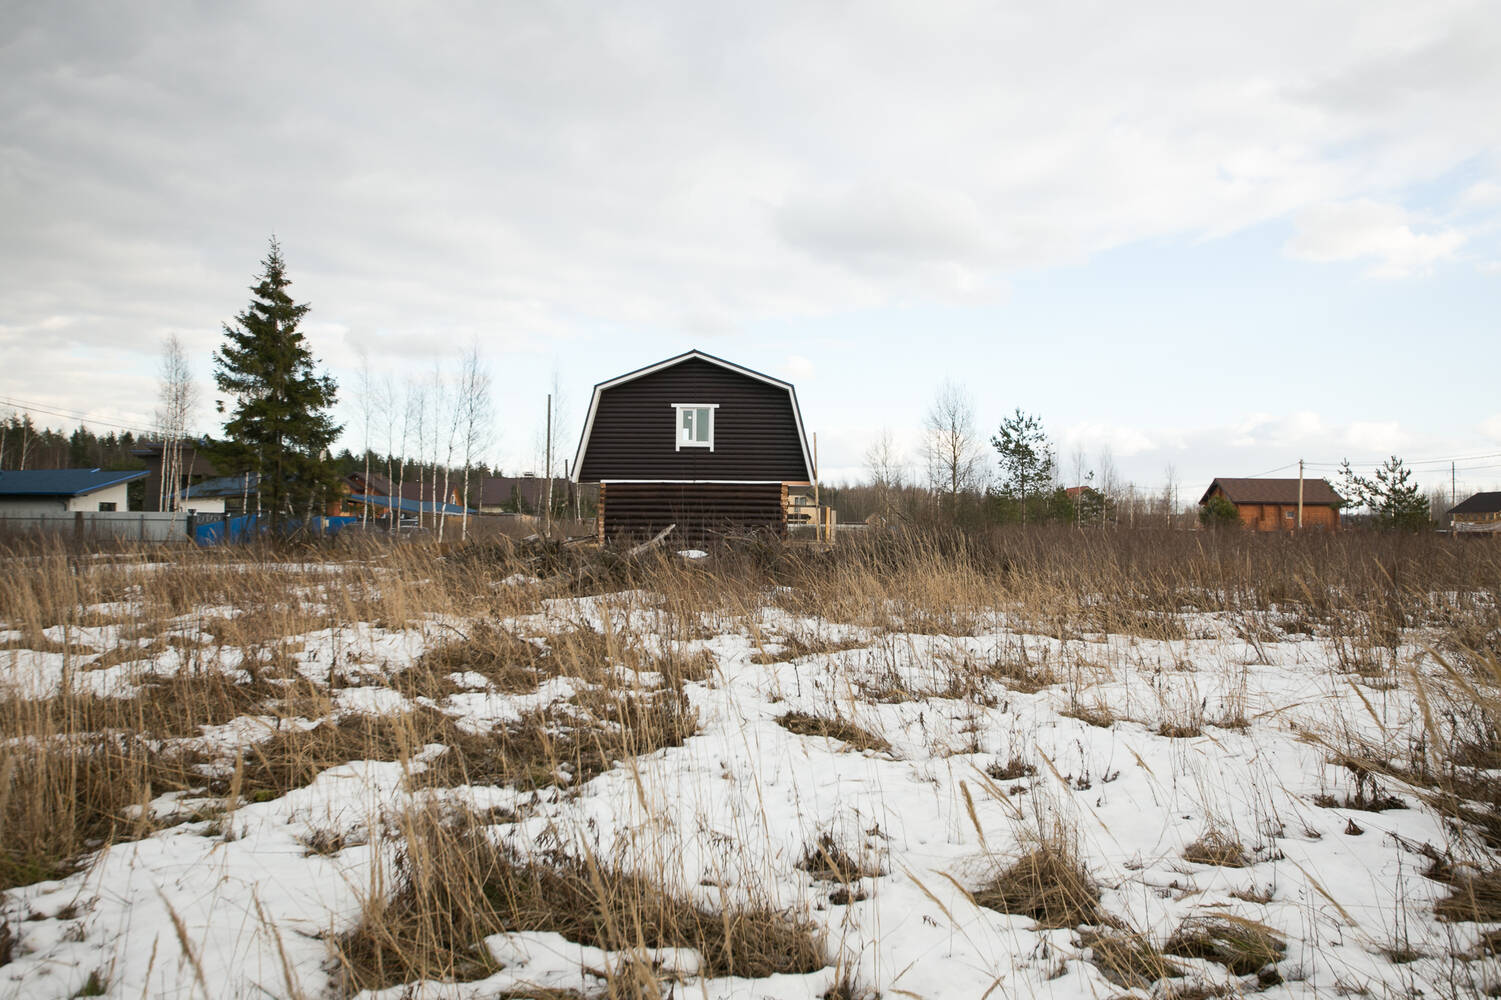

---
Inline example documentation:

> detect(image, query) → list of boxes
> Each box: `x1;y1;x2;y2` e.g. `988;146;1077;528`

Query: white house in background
0;469;148;514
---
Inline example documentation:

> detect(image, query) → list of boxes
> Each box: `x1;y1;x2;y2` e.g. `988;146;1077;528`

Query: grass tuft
334;805;825;992
1164;914;1286;976
1080;928;1183;988
975;841;1104;929
777;712;890;754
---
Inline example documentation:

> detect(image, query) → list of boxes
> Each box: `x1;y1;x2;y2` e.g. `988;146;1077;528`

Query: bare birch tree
1096;446;1120;526
923;380;983;522
355;347;374;527
435;359;463;542
457;342;493;541
155;334;198;512
864;427;905;521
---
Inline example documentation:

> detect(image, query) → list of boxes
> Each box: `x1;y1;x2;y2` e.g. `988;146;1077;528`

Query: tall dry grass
2;525;1500;990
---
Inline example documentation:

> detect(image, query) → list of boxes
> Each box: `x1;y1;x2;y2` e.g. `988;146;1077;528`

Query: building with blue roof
0;469;148;514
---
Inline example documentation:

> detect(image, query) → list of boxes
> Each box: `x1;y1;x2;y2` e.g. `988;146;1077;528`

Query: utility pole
1452;461;1457;508
543;393;553;538
1297;459;1304;530
812;432;820;542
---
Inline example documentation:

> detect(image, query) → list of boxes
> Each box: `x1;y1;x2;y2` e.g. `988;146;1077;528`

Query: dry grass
0;734;184;889
776;711;891;754
1164;914;1286;977
750;629;866;664
1079;928;1183;988
1432;867;1501;924
1182;828;1251;868
798;833;883;884
975;835;1105;929
4;525;1501;990
333;805;825;993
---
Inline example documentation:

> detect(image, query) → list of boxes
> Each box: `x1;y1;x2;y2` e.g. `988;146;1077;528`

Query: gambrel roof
571;349;814;483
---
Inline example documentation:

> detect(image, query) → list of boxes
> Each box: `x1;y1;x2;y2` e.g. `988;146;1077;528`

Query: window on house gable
673;404;717;450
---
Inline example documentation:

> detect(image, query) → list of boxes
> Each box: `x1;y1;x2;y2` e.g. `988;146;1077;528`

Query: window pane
695;408;711;442
681;409;693;440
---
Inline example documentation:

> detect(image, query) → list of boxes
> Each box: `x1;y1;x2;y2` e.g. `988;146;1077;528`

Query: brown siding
599;482;787;546
577;358;810;483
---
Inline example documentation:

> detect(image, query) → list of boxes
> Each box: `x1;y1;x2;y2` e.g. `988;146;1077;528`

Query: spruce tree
207;238;341;532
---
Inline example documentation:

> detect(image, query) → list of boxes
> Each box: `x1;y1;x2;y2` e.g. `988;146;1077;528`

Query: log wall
599;482;788;546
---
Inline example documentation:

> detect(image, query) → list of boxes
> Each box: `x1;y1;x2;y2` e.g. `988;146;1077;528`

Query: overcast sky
4;1;1500;498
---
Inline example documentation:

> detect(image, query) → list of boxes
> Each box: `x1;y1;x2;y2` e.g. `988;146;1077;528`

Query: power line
0;396;158;437
1245;462;1299;478
1305;451;1501;470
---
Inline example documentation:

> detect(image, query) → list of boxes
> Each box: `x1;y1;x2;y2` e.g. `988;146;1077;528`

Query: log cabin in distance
571;350;815;545
1199;477;1343;531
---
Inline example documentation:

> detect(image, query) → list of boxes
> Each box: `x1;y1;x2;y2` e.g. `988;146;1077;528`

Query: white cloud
1478;260;1501;274
1344;420;1412;454
1059;421;1156;458
1461;180;1501;206
1482;415;1501;441
784;355;815;380
1285;200;1464;277
3;2;1501;457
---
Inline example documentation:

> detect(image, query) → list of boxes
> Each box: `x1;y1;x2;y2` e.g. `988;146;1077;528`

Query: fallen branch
628;523;676;557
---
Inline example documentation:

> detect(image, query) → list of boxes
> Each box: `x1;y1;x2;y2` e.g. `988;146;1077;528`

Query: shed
1199;477;1343;531
0;469;147;514
1448;491;1501;532
571;350;813;544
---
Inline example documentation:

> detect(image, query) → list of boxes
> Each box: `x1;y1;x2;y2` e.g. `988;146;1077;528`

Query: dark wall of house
576;358;810;483
599;481;787;545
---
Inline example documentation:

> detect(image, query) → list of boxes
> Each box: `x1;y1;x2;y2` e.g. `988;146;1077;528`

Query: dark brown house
132;440;221;512
1200;477;1343;531
572;350;814;544
1448;492;1501;533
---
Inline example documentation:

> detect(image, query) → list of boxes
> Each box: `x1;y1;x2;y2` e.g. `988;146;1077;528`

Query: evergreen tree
990;408;1055;524
1199;494;1240;529
1336;456;1431;530
1371;456;1430;530
207;239;341;532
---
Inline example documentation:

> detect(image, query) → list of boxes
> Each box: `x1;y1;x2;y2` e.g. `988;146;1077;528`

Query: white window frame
671;403;718;451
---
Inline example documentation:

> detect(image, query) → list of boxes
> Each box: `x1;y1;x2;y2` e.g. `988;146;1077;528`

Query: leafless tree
923;380;983;522
155;334;198;512
545;367;570;528
1096;447;1120;526
432;359;463;541
456;342;493;541
397;377;422;531
864;427;905;521
354;347;374;527
1162;464;1179;528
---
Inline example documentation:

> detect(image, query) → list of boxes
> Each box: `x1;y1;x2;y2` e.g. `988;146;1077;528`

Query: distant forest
0;412;517;508
0;414;148;472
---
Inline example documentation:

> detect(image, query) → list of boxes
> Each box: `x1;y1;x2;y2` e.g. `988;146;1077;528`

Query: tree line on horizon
0;240;1470;535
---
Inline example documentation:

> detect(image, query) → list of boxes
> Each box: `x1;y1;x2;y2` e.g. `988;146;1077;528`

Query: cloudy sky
4;1;1500;498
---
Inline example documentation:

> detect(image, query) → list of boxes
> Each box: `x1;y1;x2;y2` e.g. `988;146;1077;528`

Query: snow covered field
0;536;1497;999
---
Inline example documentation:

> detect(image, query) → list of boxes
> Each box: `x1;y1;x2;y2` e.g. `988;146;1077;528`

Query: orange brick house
1199;477;1342;531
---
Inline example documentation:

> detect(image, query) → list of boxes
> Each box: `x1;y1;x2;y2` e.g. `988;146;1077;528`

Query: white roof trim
570;350;815;483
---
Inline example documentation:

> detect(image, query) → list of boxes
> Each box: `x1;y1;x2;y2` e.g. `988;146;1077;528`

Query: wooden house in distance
1448;492;1501;533
571;350;814;545
1199;477;1343;531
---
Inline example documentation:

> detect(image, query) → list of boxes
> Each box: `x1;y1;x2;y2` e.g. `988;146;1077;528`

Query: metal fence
0;511;191;543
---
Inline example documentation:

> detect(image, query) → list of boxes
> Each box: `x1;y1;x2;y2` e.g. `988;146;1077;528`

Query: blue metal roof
0;469;147;497
348;493;473;516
